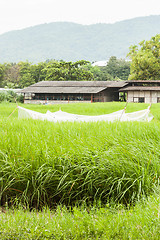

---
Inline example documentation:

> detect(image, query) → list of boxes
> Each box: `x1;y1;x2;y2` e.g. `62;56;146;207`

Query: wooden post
123;92;125;102
7;106;18;119
148;103;152;110
91;94;93;103
119;102;128;121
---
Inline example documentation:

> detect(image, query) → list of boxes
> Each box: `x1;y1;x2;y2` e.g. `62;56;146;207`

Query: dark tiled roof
119;86;160;91
126;80;160;83
20;81;127;93
21;86;107;94
28;81;127;87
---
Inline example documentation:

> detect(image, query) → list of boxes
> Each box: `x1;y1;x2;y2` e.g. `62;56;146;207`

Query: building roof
21;81;127;94
22;86;107;94
126;80;160;83
119;86;160;92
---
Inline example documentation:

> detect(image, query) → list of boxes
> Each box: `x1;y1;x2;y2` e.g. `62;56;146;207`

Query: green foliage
2;63;20;88
0;60;96;88
43;60;94;81
83;63;112;81
1;194;160;239
0;64;6;87
0;57;131;88
0;102;160;238
0;90;23;103
30;62;47;83
18;61;35;88
16;94;24;103
100;56;130;80
0;90;18;103
128;34;160;80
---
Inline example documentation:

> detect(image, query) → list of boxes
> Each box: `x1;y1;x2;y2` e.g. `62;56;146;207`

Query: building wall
102;89;119;102
127;91;160;103
24;100;91;104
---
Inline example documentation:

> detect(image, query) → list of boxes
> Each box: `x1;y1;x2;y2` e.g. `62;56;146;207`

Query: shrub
0;90;23;103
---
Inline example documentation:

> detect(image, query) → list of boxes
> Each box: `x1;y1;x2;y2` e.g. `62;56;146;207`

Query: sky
0;0;160;35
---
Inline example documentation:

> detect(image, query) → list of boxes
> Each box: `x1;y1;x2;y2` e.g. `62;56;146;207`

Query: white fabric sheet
17;106;153;123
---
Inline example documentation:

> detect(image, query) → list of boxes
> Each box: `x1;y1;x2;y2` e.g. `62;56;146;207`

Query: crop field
1;102;160;239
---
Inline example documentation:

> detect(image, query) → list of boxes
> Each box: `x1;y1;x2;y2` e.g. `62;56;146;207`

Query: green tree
105;56;130;80
30;62;47;83
128;34;160;80
18;61;35;88
42;60;67;81
43;60;94;81
3;63;20;88
0;64;6;87
82;63;111;81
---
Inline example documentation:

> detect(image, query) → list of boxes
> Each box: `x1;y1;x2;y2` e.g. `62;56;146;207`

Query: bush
0;90;23;103
16;94;24;103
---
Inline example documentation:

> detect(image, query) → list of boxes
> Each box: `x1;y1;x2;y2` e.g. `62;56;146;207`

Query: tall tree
30;62;47;83
128;34;160;80
3;63;20;88
43;60;94;81
18;61;35;88
95;57;130;81
0;64;6;87
82;63;112;81
105;56;130;80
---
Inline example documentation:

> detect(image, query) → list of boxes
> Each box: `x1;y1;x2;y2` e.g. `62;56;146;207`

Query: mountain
0;15;160;63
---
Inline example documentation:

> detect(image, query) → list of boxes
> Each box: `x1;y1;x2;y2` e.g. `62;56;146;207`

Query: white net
18;106;153;123
120;107;153;122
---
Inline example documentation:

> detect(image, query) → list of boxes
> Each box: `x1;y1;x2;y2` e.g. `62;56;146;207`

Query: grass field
1;102;160;239
1;194;160;240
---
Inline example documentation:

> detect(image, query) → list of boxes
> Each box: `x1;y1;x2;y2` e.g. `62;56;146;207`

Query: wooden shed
20;81;127;104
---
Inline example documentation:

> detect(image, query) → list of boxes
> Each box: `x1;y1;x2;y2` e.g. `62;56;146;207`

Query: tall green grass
0;101;151;118
1;193;160;239
0;102;160;208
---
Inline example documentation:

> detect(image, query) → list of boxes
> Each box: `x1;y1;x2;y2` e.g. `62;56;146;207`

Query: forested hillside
0;15;160;63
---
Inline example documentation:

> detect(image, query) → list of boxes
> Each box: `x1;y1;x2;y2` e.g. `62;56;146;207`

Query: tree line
0;57;130;89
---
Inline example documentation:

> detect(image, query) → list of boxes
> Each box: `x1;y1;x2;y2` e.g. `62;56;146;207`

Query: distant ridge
0;15;160;63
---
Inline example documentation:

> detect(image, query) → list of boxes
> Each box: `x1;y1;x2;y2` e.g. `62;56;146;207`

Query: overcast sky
1;0;160;34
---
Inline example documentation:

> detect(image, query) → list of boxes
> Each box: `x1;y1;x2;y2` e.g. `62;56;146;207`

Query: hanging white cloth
17;106;153;123
120;106;153;122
